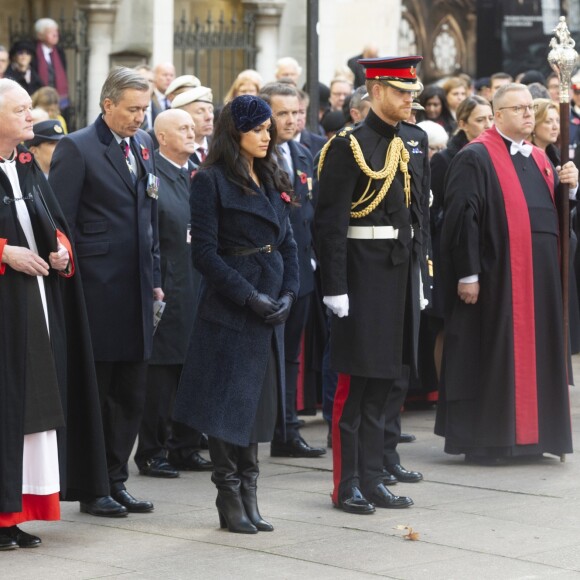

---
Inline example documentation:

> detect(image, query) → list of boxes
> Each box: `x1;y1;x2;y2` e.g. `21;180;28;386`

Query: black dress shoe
139;457;180;478
168;450;213;471
80;495;128;517
382;469;398;486
0;528;18;550
385;463;423;483
335;486;375;514
112;490;154;513
367;483;413;509
270;436;326;458
6;526;41;548
398;433;417;443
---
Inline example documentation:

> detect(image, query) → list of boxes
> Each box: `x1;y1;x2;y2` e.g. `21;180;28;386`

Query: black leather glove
265;292;295;325
246;290;280;318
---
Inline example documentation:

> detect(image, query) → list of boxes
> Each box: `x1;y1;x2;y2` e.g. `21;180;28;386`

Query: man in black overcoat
260;82;326;458
49;67;163;517
315;56;432;514
0;79;109;547
135;109;212;477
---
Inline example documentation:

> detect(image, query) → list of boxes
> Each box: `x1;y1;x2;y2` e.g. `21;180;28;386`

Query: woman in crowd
173;95;299;534
223;70;264;103
442;76;467;120
429;95;493;382
530;98;580;353
417;85;456;137
31;86;68;133
4;40;43;96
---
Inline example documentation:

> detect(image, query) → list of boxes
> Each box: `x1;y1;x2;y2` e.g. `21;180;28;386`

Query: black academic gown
0;146;109;512
436;132;573;457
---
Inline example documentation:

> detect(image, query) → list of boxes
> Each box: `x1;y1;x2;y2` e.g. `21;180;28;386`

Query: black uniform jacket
315;109;431;379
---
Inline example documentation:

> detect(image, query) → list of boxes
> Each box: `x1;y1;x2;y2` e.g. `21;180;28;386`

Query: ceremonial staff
548;16;578;363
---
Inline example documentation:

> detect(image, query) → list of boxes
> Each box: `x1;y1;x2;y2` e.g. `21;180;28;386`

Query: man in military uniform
315;56;431;514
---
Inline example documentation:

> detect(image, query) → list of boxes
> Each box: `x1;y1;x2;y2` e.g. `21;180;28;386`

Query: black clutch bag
33;185;58;253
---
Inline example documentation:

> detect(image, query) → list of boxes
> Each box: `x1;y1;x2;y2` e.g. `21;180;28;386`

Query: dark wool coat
0;147;109;512
172;165;299;446
315;110;432;379
436;136;572;456
149;153;197;365
49;116;161;362
287;139;315;297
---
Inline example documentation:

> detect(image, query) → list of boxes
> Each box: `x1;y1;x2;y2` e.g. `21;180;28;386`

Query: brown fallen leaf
394;525;420;541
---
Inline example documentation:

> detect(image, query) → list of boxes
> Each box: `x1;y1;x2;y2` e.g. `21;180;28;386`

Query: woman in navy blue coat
173;96;299;534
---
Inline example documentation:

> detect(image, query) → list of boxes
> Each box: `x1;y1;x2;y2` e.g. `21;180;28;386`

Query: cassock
436;127;573;458
0;145;109;522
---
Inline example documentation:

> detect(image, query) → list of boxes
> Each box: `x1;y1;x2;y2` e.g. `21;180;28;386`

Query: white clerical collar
160;151;188;170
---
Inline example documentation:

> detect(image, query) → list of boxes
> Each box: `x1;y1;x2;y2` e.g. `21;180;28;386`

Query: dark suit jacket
347;53;366;88
150;152;198;364
49;115;161;362
297;130;327;158
286;139;316;297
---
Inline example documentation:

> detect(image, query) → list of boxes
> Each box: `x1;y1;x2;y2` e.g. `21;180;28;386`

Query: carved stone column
78;1;119;121
241;0;287;80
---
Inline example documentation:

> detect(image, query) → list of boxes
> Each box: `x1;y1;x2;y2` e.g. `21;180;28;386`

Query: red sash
472;128;554;445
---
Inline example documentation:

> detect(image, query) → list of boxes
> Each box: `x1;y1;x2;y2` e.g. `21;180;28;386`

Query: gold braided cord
317;134;336;177
317;132;412;218
349;135;411;217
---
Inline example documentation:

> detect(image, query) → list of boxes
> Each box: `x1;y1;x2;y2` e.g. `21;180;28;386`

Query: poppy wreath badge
140;144;150;161
296;169;308;185
18;152;32;164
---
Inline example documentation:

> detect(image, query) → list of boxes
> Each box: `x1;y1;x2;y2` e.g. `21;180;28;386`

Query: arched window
432;20;464;75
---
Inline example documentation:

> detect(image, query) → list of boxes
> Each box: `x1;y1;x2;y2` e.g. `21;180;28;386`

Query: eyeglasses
497;104;538;115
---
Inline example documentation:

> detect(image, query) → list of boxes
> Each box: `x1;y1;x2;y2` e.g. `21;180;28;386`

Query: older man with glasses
436;82;578;465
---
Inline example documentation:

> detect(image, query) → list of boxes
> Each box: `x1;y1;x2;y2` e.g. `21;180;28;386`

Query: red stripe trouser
331;374;393;505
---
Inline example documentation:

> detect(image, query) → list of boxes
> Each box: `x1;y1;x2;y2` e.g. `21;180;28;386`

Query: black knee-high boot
208;437;257;534
238;443;274;532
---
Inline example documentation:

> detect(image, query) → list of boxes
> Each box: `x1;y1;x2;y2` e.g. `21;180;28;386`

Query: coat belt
346;225;413;240
219;244;277;256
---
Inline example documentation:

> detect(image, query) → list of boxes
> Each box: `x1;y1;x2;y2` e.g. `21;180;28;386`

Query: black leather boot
208;437;257;534
239;443;274;532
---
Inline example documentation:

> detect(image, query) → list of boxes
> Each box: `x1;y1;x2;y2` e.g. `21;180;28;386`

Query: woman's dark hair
417;84;455;132
455;94;491;126
204;101;293;196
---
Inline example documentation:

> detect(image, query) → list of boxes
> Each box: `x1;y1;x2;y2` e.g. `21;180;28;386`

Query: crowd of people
1;30;580;548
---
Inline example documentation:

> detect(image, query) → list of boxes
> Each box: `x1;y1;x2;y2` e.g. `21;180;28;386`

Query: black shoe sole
333;503;376;515
139;470;180;478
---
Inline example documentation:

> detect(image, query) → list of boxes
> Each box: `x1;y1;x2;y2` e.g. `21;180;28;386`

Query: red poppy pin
190;170;197;179
140;144;150;160
18;152;32;164
281;192;291;203
296;169;308;184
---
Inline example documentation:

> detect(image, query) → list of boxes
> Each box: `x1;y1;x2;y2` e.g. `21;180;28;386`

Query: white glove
323;294;349;317
311;258;317;272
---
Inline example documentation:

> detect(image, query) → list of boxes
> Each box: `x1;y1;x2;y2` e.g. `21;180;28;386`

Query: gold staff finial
547;16;578;103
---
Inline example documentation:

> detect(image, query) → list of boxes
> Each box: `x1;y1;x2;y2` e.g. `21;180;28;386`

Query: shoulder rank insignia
338;126;354;137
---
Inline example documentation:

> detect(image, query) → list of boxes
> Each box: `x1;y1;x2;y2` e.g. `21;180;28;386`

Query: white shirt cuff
459;274;479;284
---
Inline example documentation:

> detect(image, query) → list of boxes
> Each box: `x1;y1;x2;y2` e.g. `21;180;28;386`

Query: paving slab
3;356;580;579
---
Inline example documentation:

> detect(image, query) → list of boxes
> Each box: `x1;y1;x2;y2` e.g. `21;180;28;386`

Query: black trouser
383;367;410;465
135;364;203;468
273;293;311;443
331;374;392;504
94;361;148;493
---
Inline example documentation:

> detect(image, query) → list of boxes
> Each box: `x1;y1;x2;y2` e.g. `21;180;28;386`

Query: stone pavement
4;357;580;580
